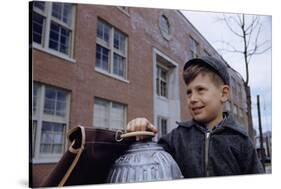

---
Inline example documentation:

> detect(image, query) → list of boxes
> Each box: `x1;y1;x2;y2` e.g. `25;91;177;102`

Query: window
32;83;70;162
96;19;128;79
44;86;67;117
33;83;39;113
40;122;66;154
190;36;199;58
32;2;75;57
32;121;37;158
93;98;127;130
159;15;170;39
157;117;168;140
156;65;168;98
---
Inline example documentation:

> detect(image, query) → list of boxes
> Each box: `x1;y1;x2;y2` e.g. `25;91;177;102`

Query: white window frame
157;116;168;140
95;19;128;81
32;83;70;163
156;64;169;98
32;2;76;62
93;97;127;130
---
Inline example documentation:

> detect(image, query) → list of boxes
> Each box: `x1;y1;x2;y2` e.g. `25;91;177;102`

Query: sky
182;10;272;134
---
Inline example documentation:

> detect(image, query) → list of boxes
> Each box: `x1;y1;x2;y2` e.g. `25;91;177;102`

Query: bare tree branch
245;16;259;33
222;14;244;38
215;40;243;53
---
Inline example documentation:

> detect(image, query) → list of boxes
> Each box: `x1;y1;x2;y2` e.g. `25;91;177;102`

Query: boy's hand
126;118;158;141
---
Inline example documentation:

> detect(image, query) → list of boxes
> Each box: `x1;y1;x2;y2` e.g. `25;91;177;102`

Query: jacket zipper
205;131;211;176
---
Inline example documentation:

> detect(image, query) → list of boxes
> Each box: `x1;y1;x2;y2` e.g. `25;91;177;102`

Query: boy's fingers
147;122;158;133
126;118;158;138
126;120;133;132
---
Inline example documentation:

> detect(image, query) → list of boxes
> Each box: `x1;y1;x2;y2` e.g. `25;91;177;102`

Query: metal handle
121;131;155;139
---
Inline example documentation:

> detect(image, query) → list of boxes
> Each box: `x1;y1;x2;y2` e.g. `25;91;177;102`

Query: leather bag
40;126;134;187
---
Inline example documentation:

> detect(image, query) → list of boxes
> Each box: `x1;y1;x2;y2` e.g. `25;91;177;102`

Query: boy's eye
198;87;205;92
186;90;191;96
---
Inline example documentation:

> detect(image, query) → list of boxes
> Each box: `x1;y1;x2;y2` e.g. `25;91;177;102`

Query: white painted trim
32;157;61;164
95;68;130;83
158;13;172;41
96;19;128;79
33;44;76;63
117;6;130;17
32;2;76;60
152;48;178;67
32;84;70;162
152;48;181;130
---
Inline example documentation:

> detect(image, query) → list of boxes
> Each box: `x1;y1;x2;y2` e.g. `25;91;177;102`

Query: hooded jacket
158;113;264;178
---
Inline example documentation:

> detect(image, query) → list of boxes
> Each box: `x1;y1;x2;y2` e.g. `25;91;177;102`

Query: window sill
157;95;169;101
95;68;130;84
32;156;61;164
32;43;76;64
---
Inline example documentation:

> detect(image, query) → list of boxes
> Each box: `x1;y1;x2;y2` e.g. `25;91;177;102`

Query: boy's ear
220;85;230;103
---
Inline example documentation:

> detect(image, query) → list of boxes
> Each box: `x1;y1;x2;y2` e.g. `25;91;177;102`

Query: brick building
30;1;250;186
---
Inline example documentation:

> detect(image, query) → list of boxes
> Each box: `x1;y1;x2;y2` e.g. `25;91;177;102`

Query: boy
127;56;264;177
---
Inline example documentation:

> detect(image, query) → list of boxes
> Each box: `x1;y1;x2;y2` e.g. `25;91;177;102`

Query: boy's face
186;73;229;127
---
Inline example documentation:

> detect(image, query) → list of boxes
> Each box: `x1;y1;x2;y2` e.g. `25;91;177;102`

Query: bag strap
58;125;86;186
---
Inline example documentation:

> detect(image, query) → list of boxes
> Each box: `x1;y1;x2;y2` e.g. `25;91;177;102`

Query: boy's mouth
191;106;205;114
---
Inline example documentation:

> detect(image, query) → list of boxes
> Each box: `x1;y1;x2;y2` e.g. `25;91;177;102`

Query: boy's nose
189;94;199;103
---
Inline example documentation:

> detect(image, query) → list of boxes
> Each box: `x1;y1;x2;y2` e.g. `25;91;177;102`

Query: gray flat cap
183;56;230;85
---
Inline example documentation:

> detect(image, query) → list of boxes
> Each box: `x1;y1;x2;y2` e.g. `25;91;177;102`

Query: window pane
60;27;70;54
52;3;63;21
33;1;45;11
49;22;71;55
97;20;110;43
33;83;39;113
113;53;125;77
114;30;126;53
160;69;167;80
56;101;66;117
40;122;65;154
32;12;44;44
96;44;109;71
111;103;125;129
160;15;169;35
156;66;168;97
44;98;55;115
44;86;67;117
62;4;73;26
94;99;109;128
32;121;37;158
160;81;167;97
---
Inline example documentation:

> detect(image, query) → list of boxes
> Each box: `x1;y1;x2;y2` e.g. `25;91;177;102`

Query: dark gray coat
158;113;264;178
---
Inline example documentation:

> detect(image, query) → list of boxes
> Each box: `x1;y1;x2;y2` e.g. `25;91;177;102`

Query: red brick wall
31;163;55;187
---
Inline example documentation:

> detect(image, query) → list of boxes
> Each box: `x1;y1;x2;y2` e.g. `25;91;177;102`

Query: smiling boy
127;56;264;177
